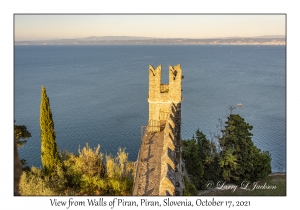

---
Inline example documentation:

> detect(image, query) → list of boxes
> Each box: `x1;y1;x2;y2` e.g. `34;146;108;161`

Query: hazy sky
14;14;286;41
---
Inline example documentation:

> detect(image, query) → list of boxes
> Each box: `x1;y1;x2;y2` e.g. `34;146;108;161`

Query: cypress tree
40;85;60;173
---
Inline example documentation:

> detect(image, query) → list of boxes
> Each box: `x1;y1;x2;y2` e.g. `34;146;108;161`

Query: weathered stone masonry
133;64;185;196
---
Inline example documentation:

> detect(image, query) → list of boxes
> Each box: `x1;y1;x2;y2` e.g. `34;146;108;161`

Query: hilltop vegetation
16;119;135;196
19;144;134;196
182;112;272;191
17;86;134;196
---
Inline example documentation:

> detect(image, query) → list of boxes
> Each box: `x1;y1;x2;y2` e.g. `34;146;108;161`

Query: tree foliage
219;114;271;183
19;144;134;196
40;85;60;174
14;122;31;148
182;129;220;189
14;122;32;166
20;85;134;195
182;136;204;184
19;166;66;196
182;113;271;189
183;176;198;196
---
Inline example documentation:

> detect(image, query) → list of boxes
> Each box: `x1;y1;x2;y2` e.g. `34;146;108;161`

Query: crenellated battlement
148;64;182;126
148;64;182;103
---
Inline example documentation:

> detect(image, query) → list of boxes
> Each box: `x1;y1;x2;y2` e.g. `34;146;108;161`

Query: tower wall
132;64;184;196
169;64;182;103
148;64;182;124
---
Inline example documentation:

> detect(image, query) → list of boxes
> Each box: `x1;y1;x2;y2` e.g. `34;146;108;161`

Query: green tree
182;136;204;188
183;176;198;196
14;122;31;166
182;129;220;189
252;149;272;180
14;122;31;148
40;85;60;174
219;114;271;183
195;130;220;189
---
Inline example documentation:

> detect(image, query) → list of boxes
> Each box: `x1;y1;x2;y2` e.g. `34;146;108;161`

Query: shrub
20;144;135;196
183;176;198;196
19;166;66;196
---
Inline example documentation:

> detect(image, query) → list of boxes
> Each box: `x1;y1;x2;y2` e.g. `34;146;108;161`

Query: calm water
14;45;286;172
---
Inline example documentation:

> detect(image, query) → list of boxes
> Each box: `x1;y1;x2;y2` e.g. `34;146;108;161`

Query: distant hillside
79;36;156;41
15;36;286;45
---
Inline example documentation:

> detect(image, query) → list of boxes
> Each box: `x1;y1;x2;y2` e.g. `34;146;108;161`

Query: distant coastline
15;35;286;46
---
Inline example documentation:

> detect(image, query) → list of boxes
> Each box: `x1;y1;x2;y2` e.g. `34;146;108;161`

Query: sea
14;45;286;172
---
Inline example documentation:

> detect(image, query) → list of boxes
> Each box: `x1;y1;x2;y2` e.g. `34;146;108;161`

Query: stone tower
132;64;184;196
148;64;182;128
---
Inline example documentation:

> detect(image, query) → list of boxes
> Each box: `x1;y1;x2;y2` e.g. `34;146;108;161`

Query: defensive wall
132;64;185;196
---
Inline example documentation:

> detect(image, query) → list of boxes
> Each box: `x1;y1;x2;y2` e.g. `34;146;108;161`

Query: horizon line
15;34;286;42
